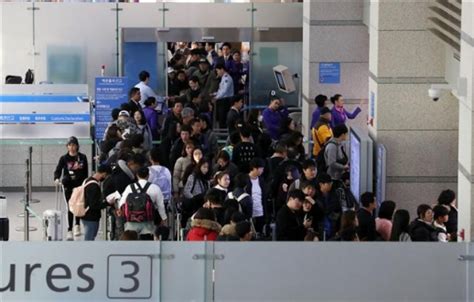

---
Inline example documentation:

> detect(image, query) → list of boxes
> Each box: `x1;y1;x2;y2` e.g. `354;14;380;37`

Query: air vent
428;0;461;54
428;28;460;52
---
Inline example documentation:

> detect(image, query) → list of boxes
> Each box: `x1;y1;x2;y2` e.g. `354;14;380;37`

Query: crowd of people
52;42;458;242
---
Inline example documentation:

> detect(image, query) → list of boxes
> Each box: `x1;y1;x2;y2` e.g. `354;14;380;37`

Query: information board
375;144;387;207
95;77;128;140
350;132;361;201
319;62;341;84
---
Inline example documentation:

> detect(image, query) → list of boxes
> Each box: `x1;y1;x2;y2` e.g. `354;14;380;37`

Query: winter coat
409;219;438;242
186;218;221;241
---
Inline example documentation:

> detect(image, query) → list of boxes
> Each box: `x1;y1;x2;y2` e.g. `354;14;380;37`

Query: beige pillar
369;1;459;216
302;0;369;142
457;0;474;241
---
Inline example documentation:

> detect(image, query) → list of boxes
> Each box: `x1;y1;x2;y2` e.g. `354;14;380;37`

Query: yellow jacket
312;124;333;156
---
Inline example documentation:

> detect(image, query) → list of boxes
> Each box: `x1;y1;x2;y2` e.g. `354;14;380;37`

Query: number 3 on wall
120;261;140;293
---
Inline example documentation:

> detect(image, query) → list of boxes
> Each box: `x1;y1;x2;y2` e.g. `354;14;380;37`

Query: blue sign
0;114;90;123
319;62;341;84
370;91;375;119
95;77;128;140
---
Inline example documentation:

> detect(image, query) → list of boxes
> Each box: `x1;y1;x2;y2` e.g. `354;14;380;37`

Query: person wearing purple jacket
310;94;328;129
143;97;159;141
262;93;289;141
330;94;362;128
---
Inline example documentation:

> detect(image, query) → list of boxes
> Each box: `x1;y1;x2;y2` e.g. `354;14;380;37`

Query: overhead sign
319;62;341;84
95;77;128;140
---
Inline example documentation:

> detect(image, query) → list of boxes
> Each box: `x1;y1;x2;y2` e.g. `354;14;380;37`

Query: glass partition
469;243;474;301
213;242;467;301
250;42;302;107
164;3;252;28
34;3;117;94
1;3;35;86
118;3;163;28
250;3;303;107
253;2;303;28
159;241;211;302
0;242;471;301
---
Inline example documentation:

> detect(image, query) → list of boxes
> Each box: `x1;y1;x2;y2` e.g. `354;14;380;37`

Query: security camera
428;84;454;102
428;88;441;101
428;79;467;101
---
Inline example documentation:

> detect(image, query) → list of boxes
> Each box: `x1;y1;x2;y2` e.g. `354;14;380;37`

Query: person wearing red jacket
186;207;222;241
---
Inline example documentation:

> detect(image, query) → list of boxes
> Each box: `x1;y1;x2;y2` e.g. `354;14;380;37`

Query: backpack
227;192;250;214
25;69;34;84
315;141;336;174
123;182;154;223
69;179;99;217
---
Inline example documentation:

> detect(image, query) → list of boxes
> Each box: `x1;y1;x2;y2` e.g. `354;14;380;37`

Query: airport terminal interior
1;0;474;301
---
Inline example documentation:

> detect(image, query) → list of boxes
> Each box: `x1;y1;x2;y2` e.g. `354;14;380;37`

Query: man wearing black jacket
82;165;112;241
357;192;377;241
276;190;309;241
128;87;143;117
226;95;243;134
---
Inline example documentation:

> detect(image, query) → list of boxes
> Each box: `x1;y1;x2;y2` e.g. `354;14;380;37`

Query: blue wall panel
123;42;158;93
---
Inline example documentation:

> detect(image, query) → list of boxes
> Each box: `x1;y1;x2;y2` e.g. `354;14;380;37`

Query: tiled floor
3;190;106;241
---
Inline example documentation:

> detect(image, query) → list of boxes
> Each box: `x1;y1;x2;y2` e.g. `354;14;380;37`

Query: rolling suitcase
43;210;63;241
0;195;8;241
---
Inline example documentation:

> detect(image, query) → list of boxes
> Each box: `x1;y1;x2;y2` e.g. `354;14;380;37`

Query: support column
302;0;369;140
457;0;474;241
369;1;459;216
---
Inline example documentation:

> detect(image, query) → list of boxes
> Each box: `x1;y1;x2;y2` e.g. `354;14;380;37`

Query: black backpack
315;141;336;174
25;69;34;84
123;182;154;223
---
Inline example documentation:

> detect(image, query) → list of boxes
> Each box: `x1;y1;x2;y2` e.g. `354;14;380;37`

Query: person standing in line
128;87;143;117
276;189;310;241
81;165;113;241
324;124;349;181
312;107;333;158
357;192;377;241
310;94;328;129
390;209;412;242
54;136;89;240
437;189;458;241
134;70;159;108
118;167;167;240
246;158;267;236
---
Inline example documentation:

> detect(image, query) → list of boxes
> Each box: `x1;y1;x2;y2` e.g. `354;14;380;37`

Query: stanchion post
24;158;30;242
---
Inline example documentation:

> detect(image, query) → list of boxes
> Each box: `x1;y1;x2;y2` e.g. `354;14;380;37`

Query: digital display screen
275;71;286;91
350;131;361;202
